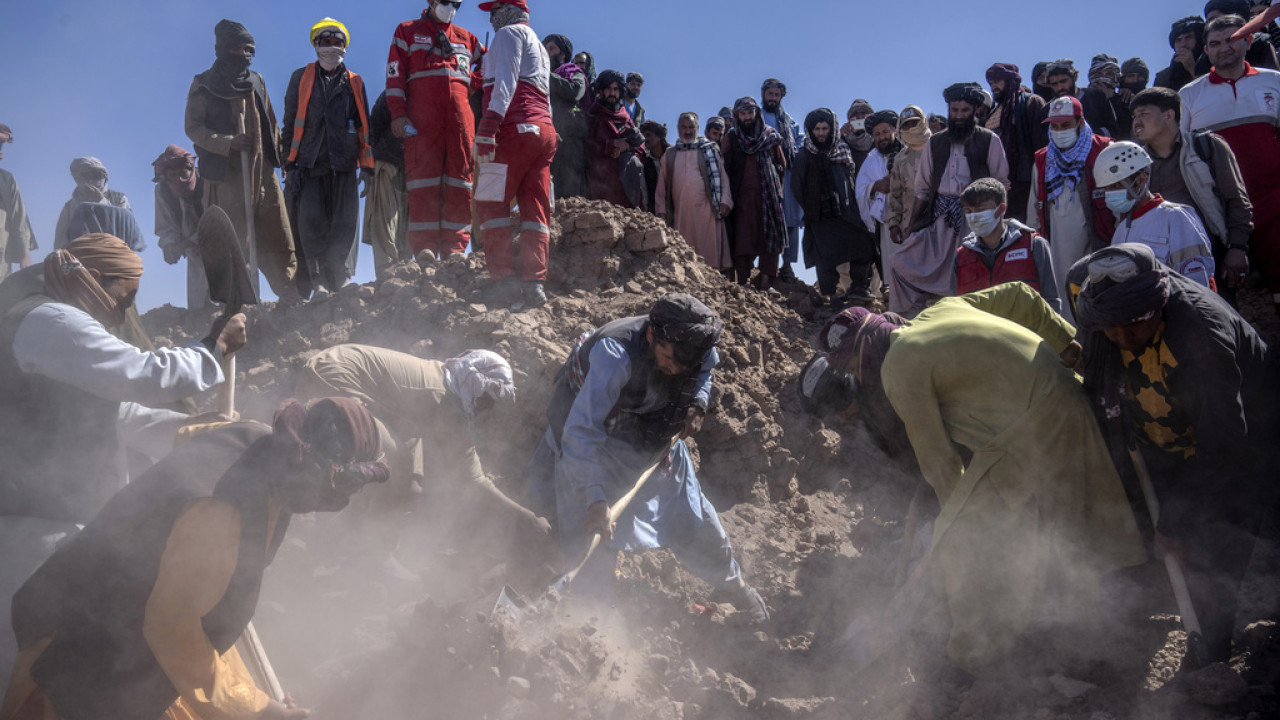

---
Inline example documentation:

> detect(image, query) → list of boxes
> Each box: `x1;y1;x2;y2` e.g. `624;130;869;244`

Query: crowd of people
0;0;1278;717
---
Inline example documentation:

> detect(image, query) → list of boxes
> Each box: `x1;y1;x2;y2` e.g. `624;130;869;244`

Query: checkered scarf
1045;120;1095;204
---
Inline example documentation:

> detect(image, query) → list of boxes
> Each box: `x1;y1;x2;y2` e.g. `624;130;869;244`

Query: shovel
1129;445;1211;669
198;205;259;417
494;438;677;621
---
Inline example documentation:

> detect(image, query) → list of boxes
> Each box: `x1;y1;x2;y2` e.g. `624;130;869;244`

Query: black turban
595;69;625;93
761;78;787;96
649;293;722;366
1070;244;1172;332
866;110;899;131
544;33;572;62
1204;0;1249;18
1170;16;1207;49
943;82;986;106
215;19;254;51
1122;57;1151;82
804;107;838;137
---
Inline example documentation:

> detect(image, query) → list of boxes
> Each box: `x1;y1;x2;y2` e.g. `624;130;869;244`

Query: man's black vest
189;69;280;182
924;126;995;205
13;423;289;720
547;316;704;453
0;267;121;522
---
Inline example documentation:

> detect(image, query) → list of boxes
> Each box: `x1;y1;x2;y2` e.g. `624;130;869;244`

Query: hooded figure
791;107;874;298
53;158;130;250
545;33;589;199
185;19;299;298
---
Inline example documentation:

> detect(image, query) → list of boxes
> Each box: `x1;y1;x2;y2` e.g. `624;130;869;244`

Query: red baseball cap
1043;96;1084;124
479;0;529;11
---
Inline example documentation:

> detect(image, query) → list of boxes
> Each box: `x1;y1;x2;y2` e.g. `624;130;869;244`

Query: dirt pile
139;199;1279;720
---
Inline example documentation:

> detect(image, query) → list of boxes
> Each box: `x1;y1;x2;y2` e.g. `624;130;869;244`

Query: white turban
443;350;516;418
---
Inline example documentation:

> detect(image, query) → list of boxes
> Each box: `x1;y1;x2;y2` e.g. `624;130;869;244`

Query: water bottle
404;122;418;137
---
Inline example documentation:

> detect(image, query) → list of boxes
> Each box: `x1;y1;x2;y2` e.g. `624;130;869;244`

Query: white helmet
1093;141;1152;187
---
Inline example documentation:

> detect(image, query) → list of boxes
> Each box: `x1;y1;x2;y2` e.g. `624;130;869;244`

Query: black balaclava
211;19;255;95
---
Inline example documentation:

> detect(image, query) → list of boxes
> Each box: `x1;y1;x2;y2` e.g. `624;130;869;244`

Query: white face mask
965;208;1004;237
1050;127;1079;150
434;3;457;23
850;119;866;132
316;46;346;72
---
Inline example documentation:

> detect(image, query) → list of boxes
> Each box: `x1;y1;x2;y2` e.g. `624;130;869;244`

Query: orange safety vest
287;63;375;170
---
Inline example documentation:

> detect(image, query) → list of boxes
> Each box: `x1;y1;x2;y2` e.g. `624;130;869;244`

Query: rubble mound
139;199;1280;720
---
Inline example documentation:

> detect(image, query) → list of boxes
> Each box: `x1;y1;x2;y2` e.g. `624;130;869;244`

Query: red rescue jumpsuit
476;21;556;282
386;14;482;257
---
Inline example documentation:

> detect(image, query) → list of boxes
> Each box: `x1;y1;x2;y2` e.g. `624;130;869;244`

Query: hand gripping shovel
494;437;678;622
1129;445;1212;669
198;205;259;417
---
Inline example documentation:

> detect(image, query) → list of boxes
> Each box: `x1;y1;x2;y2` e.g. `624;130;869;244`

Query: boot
415;249;437;267
514;281;547;311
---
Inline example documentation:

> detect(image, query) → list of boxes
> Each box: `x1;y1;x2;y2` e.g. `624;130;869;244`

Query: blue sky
3;0;1180;310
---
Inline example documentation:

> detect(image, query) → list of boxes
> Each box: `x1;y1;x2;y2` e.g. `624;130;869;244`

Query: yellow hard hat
310;17;349;46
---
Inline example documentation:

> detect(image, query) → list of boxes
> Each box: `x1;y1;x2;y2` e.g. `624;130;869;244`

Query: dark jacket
369;91;405;172
186;69;280;182
1082;87;1133;141
791;146;860;228
281;64;370;173
13;423;289;720
549;67;588;141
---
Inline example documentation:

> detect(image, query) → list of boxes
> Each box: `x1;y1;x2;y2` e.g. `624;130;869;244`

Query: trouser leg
1007;180;1032;223
816;258;840;296
1250;213;1280;297
405;131;445;256
440;88;476;256
327;172;360;287
513;124;556;282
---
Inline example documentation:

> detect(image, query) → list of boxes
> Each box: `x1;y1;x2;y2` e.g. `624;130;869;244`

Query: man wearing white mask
281;17;374;299
1092;141;1216;288
953;177;1060;311
1029;96;1114;321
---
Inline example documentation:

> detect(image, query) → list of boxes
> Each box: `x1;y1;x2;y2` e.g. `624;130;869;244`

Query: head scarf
803;107;841;152
943;82;985;107
1046;59;1077;80
43;234;143;327
847;99;873;120
797;353;858;417
70;157;109;198
152;145;199;197
898;105;931;150
817;307;910;457
210;19;255;96
1205;0;1250;17
272;398;389;489
1088;54;1121;83
986;63;1023;145
544;33;573;64
718;106;734;121
705;116;725;133
68;203;146;252
444;350;517;419
1071;244;1172;332
1045;119;1096;204
649;293;722;367
1032;60;1054;100
490;4;530;30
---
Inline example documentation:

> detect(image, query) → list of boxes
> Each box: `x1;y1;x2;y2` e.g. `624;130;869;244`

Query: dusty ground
143;199;1280;720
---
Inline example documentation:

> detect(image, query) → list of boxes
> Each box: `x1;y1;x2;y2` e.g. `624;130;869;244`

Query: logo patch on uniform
1260;90;1278;114
1004;248;1029;262
414;34;432;45
387;61;400;78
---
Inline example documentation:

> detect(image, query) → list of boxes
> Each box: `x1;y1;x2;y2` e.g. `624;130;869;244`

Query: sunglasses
439;0;463;6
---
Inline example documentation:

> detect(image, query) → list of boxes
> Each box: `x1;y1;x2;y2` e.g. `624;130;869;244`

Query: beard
601;94;623;111
875;138;895;154
948;116;976;142
762;99;780;114
738;117;758;135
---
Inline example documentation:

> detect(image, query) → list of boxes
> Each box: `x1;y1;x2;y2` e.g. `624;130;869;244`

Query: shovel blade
492;585;528;622
198;206;258;310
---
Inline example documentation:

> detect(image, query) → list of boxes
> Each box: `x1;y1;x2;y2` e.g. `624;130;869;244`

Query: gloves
475;110;503;164
359;168;373;198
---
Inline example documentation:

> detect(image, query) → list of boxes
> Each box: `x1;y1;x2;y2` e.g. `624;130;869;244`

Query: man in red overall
474;0;556;309
386;1;484;265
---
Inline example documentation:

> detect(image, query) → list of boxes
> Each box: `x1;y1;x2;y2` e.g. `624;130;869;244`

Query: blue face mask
1105;189;1137;215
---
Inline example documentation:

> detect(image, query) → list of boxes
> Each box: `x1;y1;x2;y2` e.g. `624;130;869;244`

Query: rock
1048;674;1096;699
504;676;531;699
1185;662;1248;706
714;672;756;706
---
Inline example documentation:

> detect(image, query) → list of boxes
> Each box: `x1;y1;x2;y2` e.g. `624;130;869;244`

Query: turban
866;110;899;131
718;106;734;120
595;69;625;93
847;99;873;119
733;96;760;115
797;353;858;417
152;145;195;181
985;62;1022;84
649;293;722;367
68;203;146;253
272;398;389;493
0;123;11;141
1088;54;1121;81
1205;0;1250;17
444;350;517;419
69;157;108;184
215;19;254;51
544;33;573;61
1071;244;1172;332
626;72;644;85
820;306;903;374
804;107;839;137
1170;16;1206;49
1046;59;1077;77
943;82;986;106
761;78;787;96
43;234;143;327
705;116;725;132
